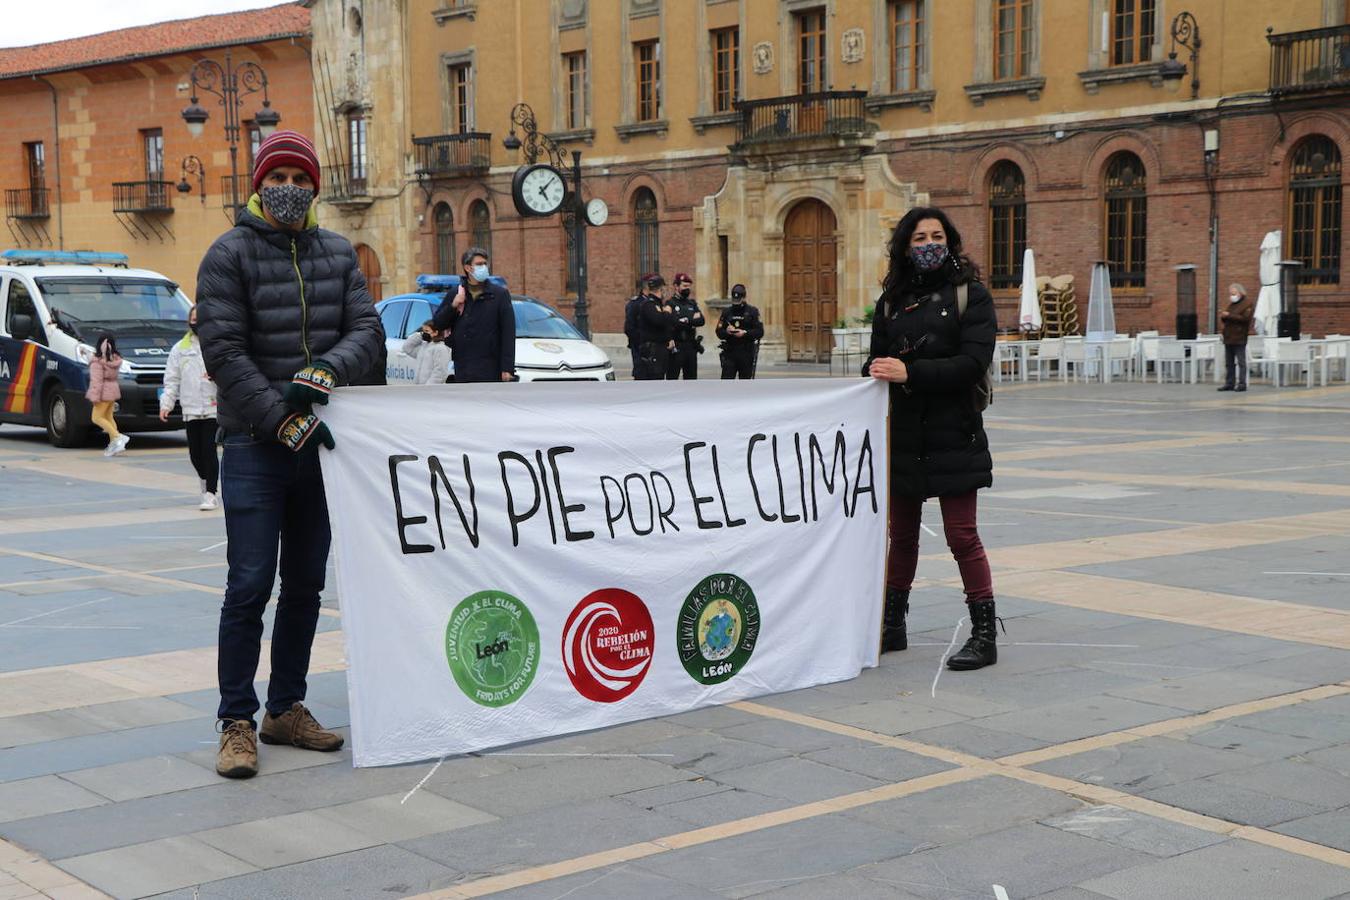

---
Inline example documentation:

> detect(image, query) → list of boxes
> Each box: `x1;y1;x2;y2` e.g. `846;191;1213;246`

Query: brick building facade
308;0;1350;360
0;4;313;294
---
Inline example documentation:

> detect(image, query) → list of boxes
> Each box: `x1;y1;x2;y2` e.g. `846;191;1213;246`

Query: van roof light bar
1;249;131;267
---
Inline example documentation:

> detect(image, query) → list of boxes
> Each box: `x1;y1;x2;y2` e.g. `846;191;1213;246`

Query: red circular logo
562;588;655;702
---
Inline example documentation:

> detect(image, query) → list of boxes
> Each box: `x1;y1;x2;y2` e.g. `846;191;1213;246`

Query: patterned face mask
909;241;949;272
260;184;314;225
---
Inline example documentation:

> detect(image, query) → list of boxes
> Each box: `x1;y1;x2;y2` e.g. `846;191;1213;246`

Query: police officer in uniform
716;283;763;379
666;272;705;380
635;274;676;381
623;276;645;379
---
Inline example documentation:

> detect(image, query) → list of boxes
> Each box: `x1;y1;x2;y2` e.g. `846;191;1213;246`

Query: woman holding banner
863;207;1000;671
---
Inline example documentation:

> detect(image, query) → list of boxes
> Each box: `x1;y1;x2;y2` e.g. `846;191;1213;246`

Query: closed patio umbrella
1018;248;1042;333
1254;230;1282;337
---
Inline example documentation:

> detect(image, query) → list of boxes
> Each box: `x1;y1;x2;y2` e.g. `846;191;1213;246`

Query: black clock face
515;164;565;216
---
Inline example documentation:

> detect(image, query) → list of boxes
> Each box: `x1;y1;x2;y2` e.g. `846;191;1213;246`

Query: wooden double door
784;199;838;362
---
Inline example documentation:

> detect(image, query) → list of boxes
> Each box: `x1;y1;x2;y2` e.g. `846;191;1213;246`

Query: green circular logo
444;590;540;707
677;573;760;685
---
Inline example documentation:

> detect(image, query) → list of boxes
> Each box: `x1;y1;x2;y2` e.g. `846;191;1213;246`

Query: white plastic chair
1060;339;1090;382
1190;338;1221;384
1155;339;1191;383
1030;338;1061;380
1137;334;1162;378
1321;336;1349;384
1105;337;1136;383
1271;340;1314;388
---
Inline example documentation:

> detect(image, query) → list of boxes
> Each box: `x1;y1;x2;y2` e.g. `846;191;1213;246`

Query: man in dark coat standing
716;284;764;379
635;274;676;380
1217;282;1255;392
433;247;516;383
196;131;383;779
666;272;705;379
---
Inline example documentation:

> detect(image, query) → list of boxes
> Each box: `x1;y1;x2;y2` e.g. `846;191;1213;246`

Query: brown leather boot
259;702;344;752
216;719;258;779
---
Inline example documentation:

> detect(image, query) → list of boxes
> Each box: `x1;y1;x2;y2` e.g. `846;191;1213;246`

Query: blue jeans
217;434;331;724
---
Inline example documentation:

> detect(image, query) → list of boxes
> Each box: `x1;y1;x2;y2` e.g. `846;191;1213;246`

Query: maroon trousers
887;491;994;603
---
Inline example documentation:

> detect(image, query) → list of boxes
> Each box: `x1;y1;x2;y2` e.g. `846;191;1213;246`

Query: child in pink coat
86;334;129;456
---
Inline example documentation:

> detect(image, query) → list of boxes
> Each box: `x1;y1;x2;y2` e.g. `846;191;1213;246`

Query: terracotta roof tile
0;3;310;80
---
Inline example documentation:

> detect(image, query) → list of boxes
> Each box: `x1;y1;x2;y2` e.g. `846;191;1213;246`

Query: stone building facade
307;0;1350;358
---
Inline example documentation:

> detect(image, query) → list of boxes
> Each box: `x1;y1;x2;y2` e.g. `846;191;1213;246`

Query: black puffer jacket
864;266;996;498
196;202;383;436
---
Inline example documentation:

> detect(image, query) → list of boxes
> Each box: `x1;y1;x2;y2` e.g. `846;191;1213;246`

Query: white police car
0;249;193;446
378;275;615;384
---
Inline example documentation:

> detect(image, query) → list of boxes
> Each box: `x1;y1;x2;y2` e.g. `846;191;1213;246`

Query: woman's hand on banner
869;357;909;384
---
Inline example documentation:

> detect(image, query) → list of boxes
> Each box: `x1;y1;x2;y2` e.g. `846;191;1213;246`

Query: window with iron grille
1111;0;1155;66
1289;136;1342;285
434;203;455;274
635;41;661;122
141;128;165;207
712;27;740;113
347;113;368;192
797;9;827;94
564;52;589;130
1103;152;1147;288
994;0;1034;80
470;199;492;260
633;188;659;283
24;142;45;190
988;161;1027;290
448;63;472;133
890;0;925;92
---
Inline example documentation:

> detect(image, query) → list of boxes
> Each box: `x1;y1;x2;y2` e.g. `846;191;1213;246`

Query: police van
0;249;193;446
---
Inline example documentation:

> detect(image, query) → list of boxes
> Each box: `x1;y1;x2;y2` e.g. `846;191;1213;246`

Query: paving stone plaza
1;378;1348;900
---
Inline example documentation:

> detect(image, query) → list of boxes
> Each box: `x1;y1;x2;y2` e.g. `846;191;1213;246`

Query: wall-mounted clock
584;198;609;227
511;163;566;217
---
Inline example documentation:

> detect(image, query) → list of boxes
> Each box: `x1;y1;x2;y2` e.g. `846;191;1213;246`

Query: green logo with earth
444;590;540;707
676;573;760;685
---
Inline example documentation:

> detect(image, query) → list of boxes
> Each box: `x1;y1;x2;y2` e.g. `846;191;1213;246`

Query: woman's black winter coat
864;266;997;499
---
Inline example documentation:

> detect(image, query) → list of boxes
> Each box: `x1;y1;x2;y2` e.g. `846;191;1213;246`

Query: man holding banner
197;131;384;779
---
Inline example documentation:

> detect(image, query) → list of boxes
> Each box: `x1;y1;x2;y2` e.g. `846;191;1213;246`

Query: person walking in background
666;273;705;379
432;247;515;383
86;334;128;457
1218;283;1255;392
402;319;452;385
864;207;1000;671
716;284;763;379
196;129;383;779
159;306;219;509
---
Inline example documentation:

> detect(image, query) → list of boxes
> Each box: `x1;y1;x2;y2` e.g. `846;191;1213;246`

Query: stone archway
784;199;838;362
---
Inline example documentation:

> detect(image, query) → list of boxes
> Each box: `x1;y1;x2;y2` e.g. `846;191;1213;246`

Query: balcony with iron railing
413;133;492;178
731;91;876;154
1269;25;1350;94
219;174;253;211
112;181;174;214
5;187;49;219
320;165;370;205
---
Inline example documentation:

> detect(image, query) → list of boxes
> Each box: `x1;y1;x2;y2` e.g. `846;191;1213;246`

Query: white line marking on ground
994;886;1011;900
1263;571;1350;577
931;616;966;698
483;752;677;758
198;540;228;553
1003;642;1140;648
920;523;938;537
0;595;113;628
401;756;445;805
5;624;141;630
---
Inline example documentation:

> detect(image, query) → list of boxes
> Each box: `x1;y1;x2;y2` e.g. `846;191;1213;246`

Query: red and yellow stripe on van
4;343;39;415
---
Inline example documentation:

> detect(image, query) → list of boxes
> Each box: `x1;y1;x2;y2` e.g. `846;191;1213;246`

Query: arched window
1289;136;1342;285
469;199;492;259
1103;151;1147;288
433;203;455;275
988;160;1026;290
633;188;660;282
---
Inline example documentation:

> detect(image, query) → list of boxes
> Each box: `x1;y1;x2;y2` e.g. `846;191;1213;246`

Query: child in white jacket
160;307;220;510
401;319;452;385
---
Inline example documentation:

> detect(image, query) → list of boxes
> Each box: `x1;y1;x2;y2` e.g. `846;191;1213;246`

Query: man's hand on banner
277;412;336;452
285;359;338;413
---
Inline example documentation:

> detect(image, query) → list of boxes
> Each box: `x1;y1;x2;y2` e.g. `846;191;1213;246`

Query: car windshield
513;299;583;340
36;277;191;340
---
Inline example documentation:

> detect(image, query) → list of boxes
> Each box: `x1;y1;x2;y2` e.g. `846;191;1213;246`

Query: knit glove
284;359;337;413
276;412;336;452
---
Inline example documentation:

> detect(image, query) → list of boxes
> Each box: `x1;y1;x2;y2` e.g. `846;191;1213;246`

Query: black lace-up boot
882;587;909;653
946;599;1003;670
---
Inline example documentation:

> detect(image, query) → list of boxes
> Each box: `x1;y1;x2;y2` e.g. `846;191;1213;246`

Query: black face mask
731;295;746;306
678;288;690;300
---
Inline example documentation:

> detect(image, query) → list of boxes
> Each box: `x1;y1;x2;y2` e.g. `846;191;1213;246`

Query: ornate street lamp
180;48;281;214
1160;11;1201;99
176;155;206;204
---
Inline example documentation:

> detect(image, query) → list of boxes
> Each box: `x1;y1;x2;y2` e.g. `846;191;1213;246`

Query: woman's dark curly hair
881;206;980;297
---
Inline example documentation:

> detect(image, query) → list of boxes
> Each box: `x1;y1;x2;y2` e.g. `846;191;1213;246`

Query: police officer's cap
731;283;747;299
644;273;666;289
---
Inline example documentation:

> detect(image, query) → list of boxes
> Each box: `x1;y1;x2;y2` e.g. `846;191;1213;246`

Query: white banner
321;380;889;767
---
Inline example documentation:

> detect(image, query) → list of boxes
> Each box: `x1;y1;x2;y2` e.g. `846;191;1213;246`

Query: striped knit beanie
251;130;321;193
